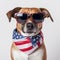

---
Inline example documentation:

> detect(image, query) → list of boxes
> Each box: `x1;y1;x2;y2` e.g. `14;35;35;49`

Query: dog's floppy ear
40;8;54;22
6;10;13;22
6;7;21;22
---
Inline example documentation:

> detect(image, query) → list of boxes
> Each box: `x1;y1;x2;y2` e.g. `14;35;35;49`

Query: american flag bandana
12;29;44;55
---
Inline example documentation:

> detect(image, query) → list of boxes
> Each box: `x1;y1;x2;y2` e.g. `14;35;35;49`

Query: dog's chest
12;29;44;60
12;47;44;60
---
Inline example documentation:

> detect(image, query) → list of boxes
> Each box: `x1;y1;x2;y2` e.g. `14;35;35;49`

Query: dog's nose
27;23;34;30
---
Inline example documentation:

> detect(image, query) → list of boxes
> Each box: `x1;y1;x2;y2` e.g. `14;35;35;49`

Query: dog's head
6;7;53;36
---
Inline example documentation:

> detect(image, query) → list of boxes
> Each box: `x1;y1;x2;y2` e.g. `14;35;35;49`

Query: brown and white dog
6;7;53;60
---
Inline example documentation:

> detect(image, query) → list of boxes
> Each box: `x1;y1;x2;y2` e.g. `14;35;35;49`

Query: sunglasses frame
14;12;44;23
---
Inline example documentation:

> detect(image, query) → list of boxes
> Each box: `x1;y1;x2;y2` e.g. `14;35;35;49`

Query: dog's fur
6;7;53;60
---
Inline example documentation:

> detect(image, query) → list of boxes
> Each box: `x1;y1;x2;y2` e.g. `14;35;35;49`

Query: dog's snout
27;23;34;30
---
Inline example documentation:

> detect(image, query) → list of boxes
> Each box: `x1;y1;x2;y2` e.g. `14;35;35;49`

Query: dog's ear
40;8;54;22
6;10;13;22
6;7;21;22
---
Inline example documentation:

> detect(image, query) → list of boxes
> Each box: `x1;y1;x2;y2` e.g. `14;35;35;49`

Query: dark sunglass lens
33;13;44;20
18;14;27;20
32;13;44;22
16;14;27;23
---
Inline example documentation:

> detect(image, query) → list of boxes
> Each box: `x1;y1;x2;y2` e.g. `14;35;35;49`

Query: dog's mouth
23;23;36;33
23;29;37;34
27;30;35;33
20;22;40;36
21;29;40;36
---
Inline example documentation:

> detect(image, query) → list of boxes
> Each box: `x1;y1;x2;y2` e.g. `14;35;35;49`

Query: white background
0;0;60;60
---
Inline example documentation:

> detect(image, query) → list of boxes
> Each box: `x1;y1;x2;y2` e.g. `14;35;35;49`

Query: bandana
12;29;44;55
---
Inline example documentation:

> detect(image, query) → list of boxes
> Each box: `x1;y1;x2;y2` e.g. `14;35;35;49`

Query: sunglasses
14;13;44;23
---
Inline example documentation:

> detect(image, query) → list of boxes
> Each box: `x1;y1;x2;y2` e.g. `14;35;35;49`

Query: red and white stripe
14;32;43;55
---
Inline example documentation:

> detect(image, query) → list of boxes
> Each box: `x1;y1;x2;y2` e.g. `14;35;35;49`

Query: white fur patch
12;49;28;60
12;48;44;60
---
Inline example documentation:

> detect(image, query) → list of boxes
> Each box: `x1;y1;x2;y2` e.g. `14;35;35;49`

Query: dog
6;7;53;60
